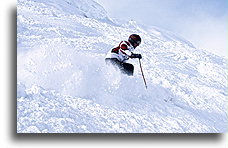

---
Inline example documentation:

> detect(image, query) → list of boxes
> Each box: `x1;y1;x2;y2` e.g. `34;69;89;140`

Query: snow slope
17;0;228;133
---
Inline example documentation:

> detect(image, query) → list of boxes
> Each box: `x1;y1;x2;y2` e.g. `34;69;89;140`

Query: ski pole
139;58;147;89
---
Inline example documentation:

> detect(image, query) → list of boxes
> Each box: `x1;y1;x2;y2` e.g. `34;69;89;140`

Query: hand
131;53;142;59
137;54;142;59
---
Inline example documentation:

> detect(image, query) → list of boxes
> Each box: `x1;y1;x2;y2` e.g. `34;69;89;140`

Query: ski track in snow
17;0;227;133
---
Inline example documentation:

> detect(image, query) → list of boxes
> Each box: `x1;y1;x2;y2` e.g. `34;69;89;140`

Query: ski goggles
134;40;141;46
136;40;141;45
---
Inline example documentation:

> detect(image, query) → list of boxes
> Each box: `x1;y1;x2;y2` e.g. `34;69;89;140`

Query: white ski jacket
105;41;135;63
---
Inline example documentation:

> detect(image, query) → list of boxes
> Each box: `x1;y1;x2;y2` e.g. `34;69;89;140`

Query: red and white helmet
128;34;141;48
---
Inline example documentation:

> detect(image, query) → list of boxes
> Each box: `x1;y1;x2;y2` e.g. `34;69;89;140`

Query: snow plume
17;0;227;133
18;41;149;109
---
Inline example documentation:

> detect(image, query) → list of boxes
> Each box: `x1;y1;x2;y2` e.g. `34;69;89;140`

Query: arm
119;41;142;59
119;42;132;58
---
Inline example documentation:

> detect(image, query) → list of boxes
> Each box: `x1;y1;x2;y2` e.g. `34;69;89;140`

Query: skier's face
133;43;138;48
133;41;140;48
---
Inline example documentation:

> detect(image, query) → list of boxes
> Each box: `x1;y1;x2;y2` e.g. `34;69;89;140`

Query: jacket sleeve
119;42;132;57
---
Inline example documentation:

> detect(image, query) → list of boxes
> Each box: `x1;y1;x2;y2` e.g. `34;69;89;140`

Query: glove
131;53;142;59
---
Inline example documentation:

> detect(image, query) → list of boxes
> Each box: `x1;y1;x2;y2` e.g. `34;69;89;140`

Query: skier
105;34;142;76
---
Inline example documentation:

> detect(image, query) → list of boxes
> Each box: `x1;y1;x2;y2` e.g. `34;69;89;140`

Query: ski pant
105;58;134;76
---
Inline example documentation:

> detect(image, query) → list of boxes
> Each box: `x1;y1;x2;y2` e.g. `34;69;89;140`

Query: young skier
105;34;142;76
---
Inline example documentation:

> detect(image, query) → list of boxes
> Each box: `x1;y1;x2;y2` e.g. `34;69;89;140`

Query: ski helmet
128;34;141;47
